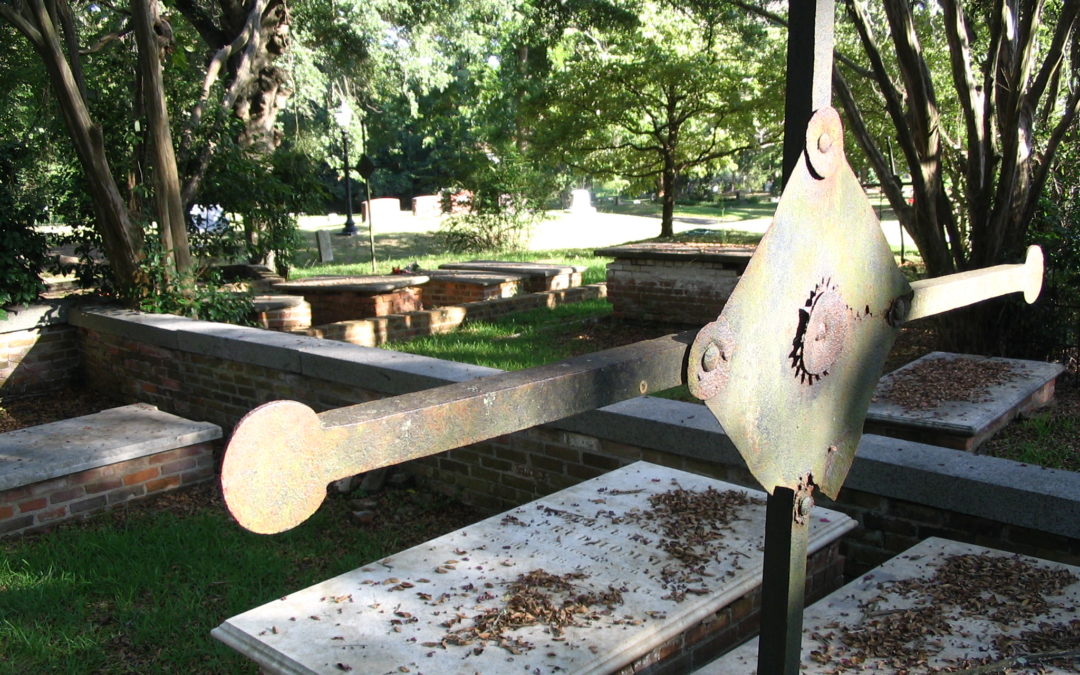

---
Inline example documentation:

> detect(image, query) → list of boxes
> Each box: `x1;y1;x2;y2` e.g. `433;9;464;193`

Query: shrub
0;143;48;317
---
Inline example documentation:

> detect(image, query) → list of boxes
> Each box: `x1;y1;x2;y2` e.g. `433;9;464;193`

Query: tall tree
1;0;149;292
533;0;783;237
833;0;1079;350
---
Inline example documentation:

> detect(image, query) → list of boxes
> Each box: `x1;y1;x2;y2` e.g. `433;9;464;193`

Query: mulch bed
0;386;124;433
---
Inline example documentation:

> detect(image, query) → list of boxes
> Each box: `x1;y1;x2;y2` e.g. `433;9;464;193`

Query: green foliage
0;143;48;315
199;143;328;276
437;211;535;253
134;240;254;325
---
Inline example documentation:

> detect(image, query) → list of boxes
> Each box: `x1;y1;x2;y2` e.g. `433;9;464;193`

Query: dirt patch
0;386;124;433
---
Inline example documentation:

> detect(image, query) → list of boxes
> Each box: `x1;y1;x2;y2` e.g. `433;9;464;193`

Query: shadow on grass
0;484;481;674
293;229;445;270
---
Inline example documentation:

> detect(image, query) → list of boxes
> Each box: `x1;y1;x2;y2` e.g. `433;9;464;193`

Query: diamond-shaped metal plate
688;108;910;498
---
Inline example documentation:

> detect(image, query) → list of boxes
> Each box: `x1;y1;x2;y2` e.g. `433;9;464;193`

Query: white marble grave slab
213;461;855;674
866;352;1064;446
701;537;1080;674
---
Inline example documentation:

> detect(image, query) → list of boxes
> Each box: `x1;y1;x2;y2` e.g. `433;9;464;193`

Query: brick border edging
66;308;1080;558
0;442;216;536
306;283;607;346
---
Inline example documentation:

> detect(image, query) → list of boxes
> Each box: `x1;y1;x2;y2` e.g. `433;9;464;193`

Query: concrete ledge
0;403;221;491
69;308;1080;543
555;396;1080;540
0;298;77;333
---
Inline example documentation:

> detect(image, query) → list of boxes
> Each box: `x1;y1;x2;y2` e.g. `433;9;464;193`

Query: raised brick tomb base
596;243;754;325
866;352;1065;451
420;268;526;306
437;260;585;293
272;275;429;325
0;404;221;537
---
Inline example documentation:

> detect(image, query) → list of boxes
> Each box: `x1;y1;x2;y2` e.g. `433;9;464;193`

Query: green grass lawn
292;247;612;286
0;486;479;674
384;298;615;370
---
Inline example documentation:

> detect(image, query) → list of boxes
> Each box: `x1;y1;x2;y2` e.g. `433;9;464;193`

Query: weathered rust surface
221;330;694;534
688;108;910;499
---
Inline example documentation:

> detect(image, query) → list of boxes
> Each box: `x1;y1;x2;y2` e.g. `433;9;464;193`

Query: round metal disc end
221;400;329;534
804;107;843;180
688;318;734;401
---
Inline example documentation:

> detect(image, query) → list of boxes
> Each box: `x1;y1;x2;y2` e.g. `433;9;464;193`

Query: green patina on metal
688;108;910;499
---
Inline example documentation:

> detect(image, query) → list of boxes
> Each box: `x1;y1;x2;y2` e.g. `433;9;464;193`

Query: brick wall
309;284;606;347
253;298;312;332
1;301;81;396
69;307;1080;579
0;442;216;536
422;278;522;307
606;259;740;325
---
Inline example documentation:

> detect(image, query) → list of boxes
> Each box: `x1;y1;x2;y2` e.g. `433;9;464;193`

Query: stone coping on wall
0;298;79;334
0;403;221;491
421;268;526;285
67;307;1080;542
213;462;855;674
594;242;756;265
438;260;585;278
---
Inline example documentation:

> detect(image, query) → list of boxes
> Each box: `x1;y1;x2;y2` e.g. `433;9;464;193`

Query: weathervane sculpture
219;2;1045;673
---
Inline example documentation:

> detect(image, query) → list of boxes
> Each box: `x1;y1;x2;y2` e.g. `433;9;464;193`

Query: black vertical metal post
757;488;811;674
781;0;835;189
760;2;835;671
341;129;358;236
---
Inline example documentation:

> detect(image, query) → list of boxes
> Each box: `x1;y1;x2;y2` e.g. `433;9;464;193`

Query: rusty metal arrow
221;331;694;534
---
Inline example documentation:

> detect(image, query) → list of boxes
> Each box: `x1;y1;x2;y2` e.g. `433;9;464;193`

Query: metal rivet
817;133;832;154
702;342;721;372
797;495;814;518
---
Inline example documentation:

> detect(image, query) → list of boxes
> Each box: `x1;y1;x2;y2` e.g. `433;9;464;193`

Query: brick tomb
437;260;585;293
251;295;312;332
214;462;854;674
704;537;1080;672
596;243;754;325
0;404;220;537
272;275;429;325
866;352;1065;451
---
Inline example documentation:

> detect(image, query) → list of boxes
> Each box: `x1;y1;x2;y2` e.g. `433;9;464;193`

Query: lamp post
335;102;358;236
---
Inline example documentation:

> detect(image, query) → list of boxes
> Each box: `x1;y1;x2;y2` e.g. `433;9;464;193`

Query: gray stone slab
213;462;855;675
595;243;755;265
438;260;584;278
867;352;1064;440
69;306;184;349
273;275;429;294
699;537;1080;673
0;403;221;491
421;268;525;285
0;298;75;332
175;321;325;372
253;295;309;311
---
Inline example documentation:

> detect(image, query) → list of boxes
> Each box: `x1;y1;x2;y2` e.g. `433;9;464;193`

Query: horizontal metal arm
222;331;694;534
904;245;1043;322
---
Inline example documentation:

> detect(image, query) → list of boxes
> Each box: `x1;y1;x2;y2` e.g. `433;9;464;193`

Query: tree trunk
132;0;192;279
2;0;146;294
660;154;676;238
